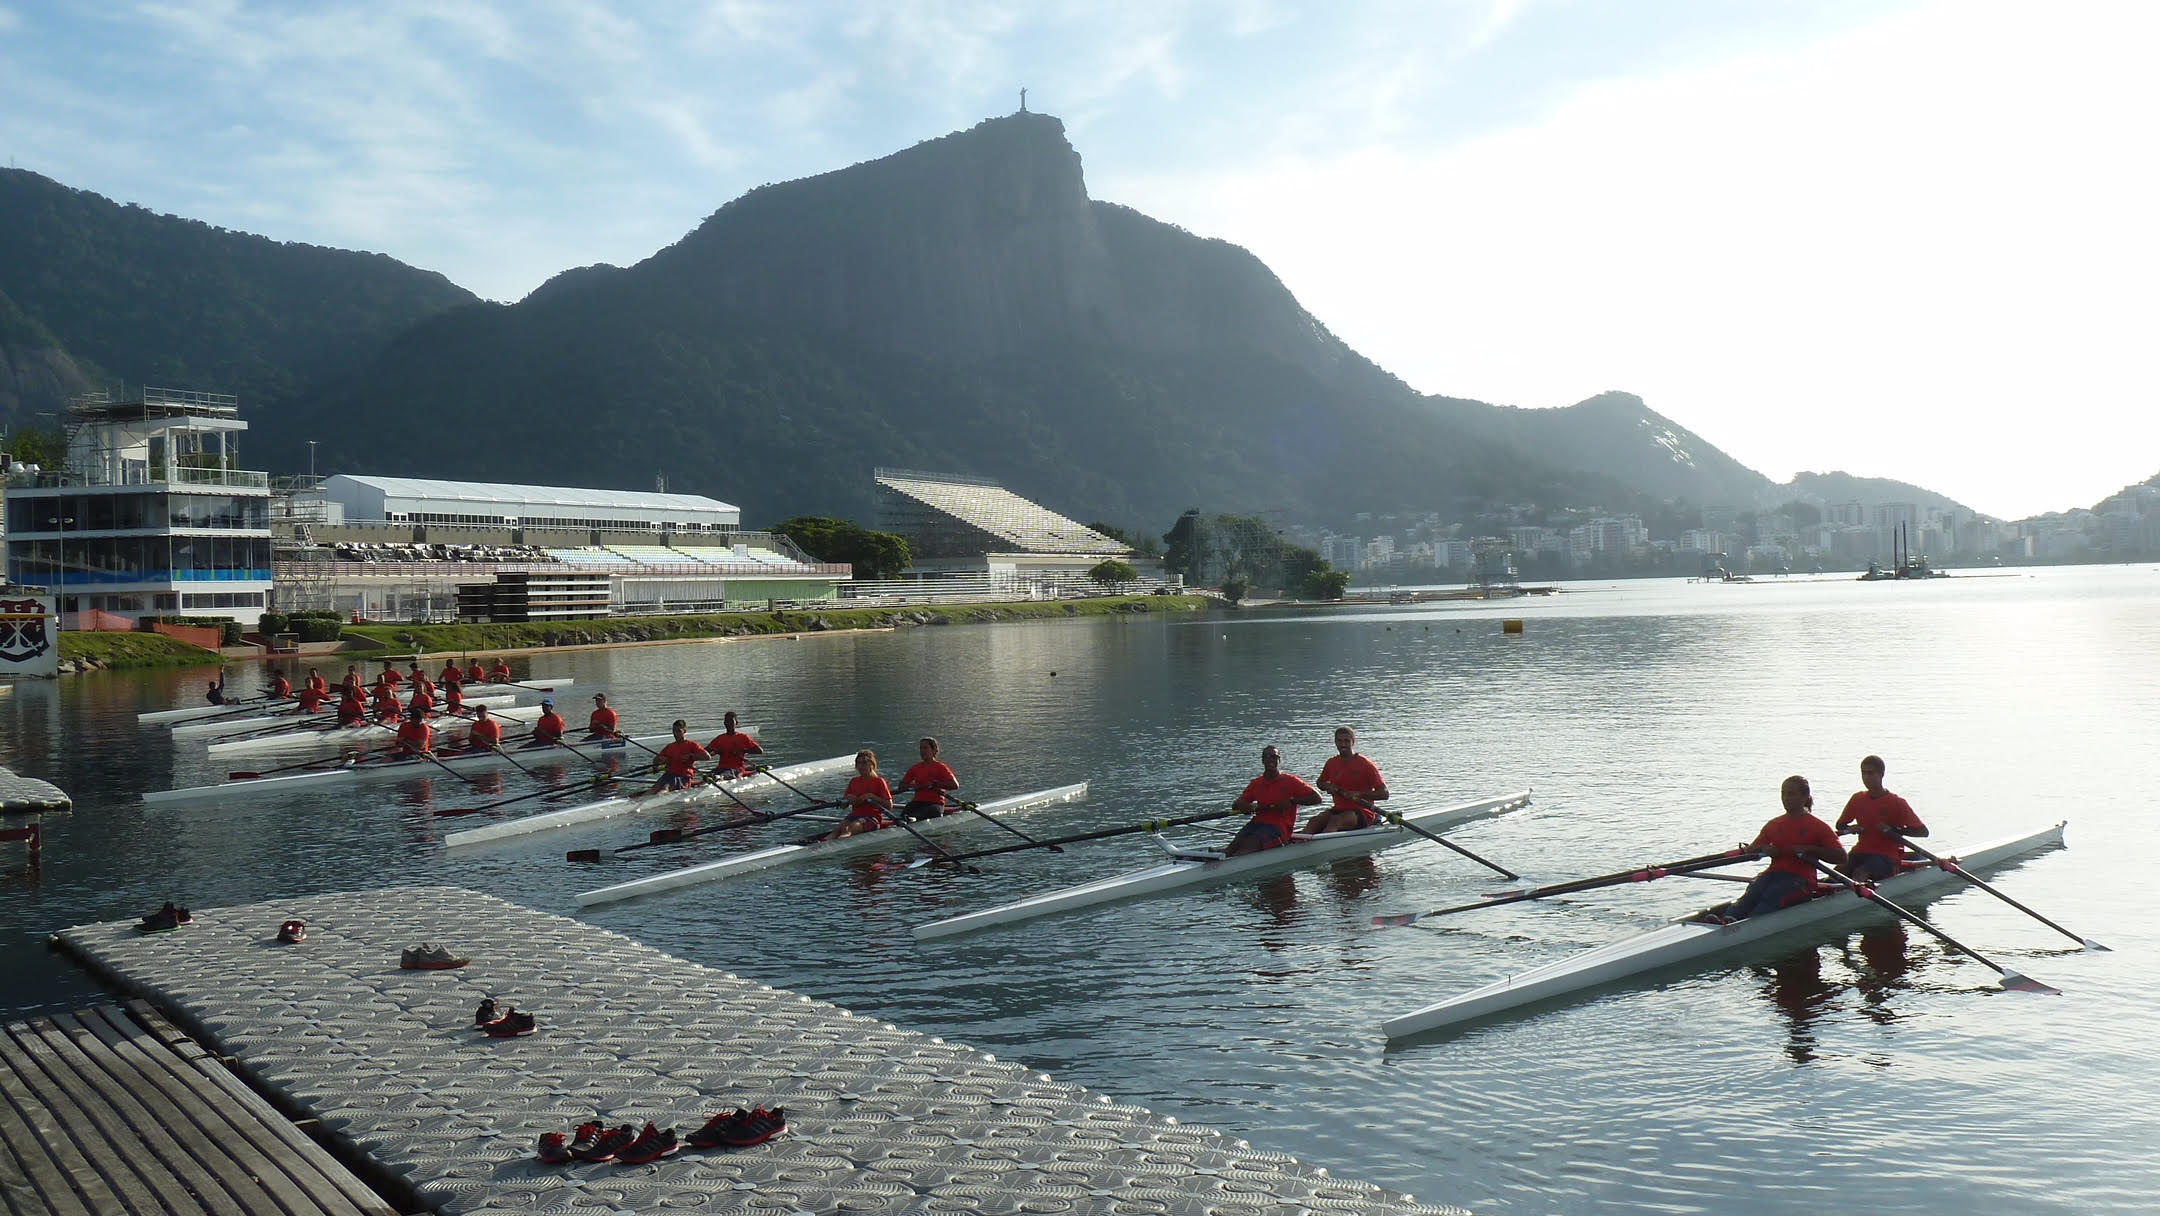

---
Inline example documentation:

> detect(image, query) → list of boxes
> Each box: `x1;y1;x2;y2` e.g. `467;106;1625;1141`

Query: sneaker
535;1131;572;1165
686;1108;748;1149
572;1124;638;1163
614;1123;678;1165
136;907;183;933
568;1121;605;1155
718;1107;786;1148
473;998;501;1029
482;1008;536;1038
172;904;194;925
277;919;306;944
399;944;469;970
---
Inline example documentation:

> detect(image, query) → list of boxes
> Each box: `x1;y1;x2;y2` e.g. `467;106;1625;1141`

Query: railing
23;466;270;490
271;560;854;578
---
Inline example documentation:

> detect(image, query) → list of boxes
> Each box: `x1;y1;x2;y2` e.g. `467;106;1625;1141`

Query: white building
3;388;273;627
319;475;739;532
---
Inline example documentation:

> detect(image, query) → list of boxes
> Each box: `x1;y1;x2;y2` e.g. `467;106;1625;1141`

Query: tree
1087;558;1137;587
4;426;63;468
1220;578;1248;605
772;516;913;579
1086;521;1161;558
1302;568;1351;600
1162;509;1208;584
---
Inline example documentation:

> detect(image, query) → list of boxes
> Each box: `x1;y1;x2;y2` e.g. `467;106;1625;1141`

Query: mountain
278;114;1671;528
1780;471;1972;515
1426;390;1779;509
0;168;479;431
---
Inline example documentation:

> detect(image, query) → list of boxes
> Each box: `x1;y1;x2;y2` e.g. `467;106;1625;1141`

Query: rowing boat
443;752;855;849
1378;822;2066;1041
136;677;573;725
573;782;1091;908
171;693;518;739
912;790;1534;940
204;704;550;758
139;729;712;807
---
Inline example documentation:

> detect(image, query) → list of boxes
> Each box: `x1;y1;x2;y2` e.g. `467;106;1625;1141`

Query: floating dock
54;886;1462;1215
0;766;69;813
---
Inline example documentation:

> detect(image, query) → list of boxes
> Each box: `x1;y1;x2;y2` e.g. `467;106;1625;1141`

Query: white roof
324;475;735;515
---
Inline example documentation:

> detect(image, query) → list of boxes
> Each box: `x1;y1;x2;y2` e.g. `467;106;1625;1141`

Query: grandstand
873;469;1139;579
319;475;739;532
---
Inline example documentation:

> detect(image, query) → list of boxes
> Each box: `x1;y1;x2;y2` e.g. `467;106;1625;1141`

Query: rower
407;681;436;716
381;661;402;688
394;706;434;756
531;698;566;745
305;668;327;696
269;671;293;700
204;675;227;706
440;672;465;715
438;658;462;685
370;679;400;722
335;687;366;725
1836;755;1928;881
295;681;327;713
1306;726;1389;834
894;737;959;822
1226;744;1323;856
465;704;502;751
825;749;893;840
341;665;363;696
646;719;709;794
487;659;511;684
408;664;435;698
705;711;762;778
1694;776;1848;923
586;693;619;740
464;659;485;683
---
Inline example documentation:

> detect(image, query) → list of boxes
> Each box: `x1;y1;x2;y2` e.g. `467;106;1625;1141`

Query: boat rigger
1378;822;2067;1041
136;677;573;725
443;752;854;849
205;704;550;758
912;790;1534;940
573;782;1092;908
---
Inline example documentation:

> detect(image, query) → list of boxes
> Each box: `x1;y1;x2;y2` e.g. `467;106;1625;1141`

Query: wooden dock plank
0;1025;178;1216
74;1008;376;1216
121;1003;397;1216
6;1021;226;1216
0;1076;108;1216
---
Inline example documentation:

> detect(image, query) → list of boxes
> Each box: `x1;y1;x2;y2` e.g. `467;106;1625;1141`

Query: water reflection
1754;946;1838;1064
1845;925;1917;1027
1317;855;1384;903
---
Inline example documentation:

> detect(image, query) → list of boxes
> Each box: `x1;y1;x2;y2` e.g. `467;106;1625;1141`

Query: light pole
46;514;73;629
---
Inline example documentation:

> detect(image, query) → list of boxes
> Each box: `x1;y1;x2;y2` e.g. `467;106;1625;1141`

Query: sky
2;0;2155;519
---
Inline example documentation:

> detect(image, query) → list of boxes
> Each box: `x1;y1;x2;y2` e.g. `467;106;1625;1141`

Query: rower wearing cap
894;737;959;822
394;706;434;756
825;749;893;840
705;711;762;778
531;698;566;745
465;704;502;751
1696;776;1847;923
1836;755;1928;881
1227;744;1323;856
1305;726;1389;834
586;693;619;740
647;720;710;794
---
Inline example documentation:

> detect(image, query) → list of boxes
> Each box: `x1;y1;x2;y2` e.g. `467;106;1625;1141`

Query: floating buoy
1502;619;1524;635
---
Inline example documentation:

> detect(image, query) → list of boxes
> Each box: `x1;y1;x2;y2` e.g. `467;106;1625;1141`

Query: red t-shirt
442;684;464;712
382;669;402;687
407;688;435;714
371;685;399;711
395;721;432;753
1318;753;1385;811
899;761;958;807
705;730;763;774
438;663;461;684
342;673;363;695
588;707;619;736
657;738;709;778
296;686;326;712
487;665;511;683
1837;791;1925;860
1238;772;1321;832
465;662;485;682
532;711;565;742
843;774;892;823
270;676;292;699
337;696;364;724
467;717;502;748
1752;812;1845;878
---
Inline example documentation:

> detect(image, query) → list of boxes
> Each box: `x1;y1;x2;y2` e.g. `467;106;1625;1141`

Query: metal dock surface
54;886;1462;1215
0;1001;398;1216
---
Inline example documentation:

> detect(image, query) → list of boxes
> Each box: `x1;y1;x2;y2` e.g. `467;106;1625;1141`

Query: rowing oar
1894;838;2106;951
1349;794;1521;882
1371;847;1758;928
433;766;621;817
892;807;1252;871
598;799;843;857
943;796;1060;852
226;751;365;781
740;760;966;862
1812;861;2059;993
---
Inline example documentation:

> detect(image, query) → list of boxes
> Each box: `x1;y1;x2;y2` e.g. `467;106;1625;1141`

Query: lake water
4;566;2156;1214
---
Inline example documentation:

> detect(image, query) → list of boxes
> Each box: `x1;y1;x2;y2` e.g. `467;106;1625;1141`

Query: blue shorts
1845;852;1900;881
1728;870;1814;920
656;772;694;792
1228;821;1290;852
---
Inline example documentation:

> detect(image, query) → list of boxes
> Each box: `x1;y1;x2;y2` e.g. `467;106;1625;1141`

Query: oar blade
1999;970;2061;995
2081;938;2111;952
1370;913;1421;929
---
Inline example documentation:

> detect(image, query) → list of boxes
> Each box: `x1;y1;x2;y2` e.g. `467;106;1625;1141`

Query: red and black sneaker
567;1120;605;1156
473;998;502;1029
686;1108;748;1149
136;905;184;933
718;1107;785;1147
277;919;306;944
535;1131;572;1165
614;1123;678;1165
571;1124;637;1163
482;1008;536;1038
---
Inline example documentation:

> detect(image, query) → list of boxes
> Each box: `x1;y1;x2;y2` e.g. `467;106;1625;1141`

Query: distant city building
3;388;272;628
